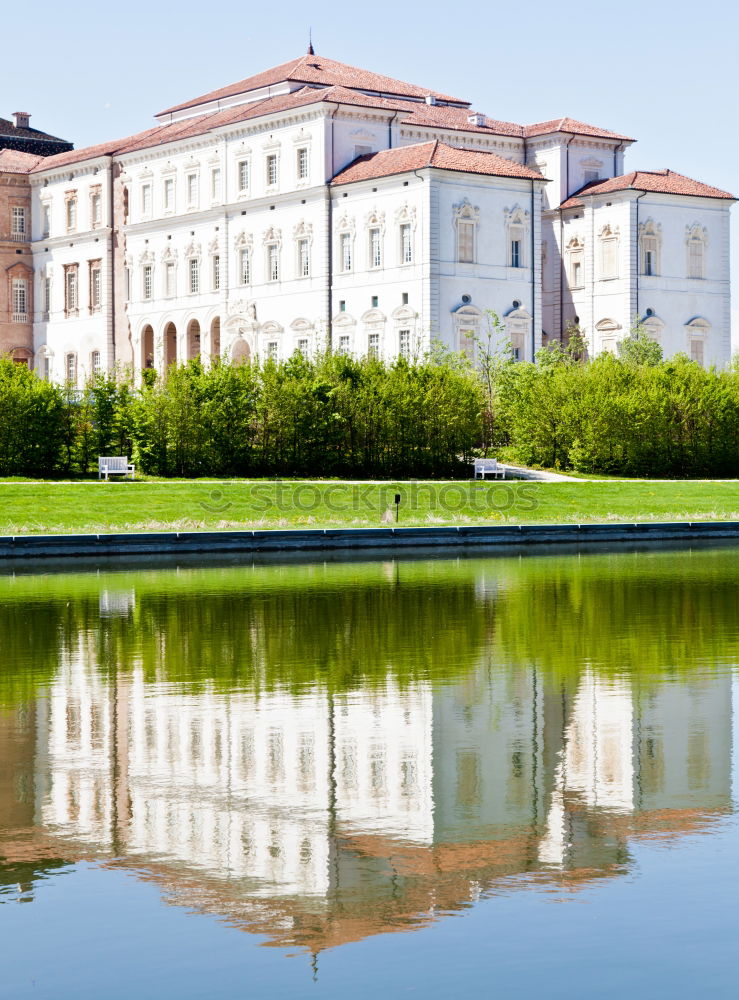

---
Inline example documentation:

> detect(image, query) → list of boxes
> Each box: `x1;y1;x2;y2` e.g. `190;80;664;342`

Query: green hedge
1;345;738;479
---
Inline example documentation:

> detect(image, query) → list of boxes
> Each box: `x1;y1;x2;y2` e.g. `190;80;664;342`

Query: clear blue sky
4;0;738;345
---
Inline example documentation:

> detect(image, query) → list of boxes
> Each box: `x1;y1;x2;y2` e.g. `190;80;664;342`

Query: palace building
2;54;734;381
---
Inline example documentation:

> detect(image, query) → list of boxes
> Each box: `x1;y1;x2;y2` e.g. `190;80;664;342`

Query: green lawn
0;479;738;534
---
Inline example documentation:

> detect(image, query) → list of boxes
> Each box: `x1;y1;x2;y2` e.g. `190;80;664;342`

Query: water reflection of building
1;659;733;949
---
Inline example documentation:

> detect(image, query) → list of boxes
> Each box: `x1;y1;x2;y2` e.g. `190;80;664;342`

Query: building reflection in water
1;650;731;952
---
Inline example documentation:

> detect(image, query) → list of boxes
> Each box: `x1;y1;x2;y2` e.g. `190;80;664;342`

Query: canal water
0;546;737;998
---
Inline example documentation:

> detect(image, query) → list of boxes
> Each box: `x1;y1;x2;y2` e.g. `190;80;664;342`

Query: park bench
98;456;135;481
472;457;506;480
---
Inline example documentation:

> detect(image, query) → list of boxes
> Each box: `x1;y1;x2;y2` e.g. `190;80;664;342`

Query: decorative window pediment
184;240;201;259
208;237;220;255
261;320;284;335
365;210;385;232
290;317;314;332
394;203;417;227
336;212;355;234
161;246;177;263
333;311;357;328
685;316;710;335
263;226;282;247
643;314;665;340
361;308;387;326
234;231;253;251
293;220;313;242
138;248;155;264
454;198;479;223
391;305;418;323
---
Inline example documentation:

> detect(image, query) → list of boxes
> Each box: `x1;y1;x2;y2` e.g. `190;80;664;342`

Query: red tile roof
332;140;544;185
401;105;523;138
561;168;736;207
524;117;634;141
157;54;470;117
0;149;44;173
0;116;71;145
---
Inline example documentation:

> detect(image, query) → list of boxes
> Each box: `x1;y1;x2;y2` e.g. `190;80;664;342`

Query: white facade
23;54;733;383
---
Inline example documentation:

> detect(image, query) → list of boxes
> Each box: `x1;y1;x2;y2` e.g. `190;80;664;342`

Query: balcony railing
10;231;26;242
12;312;29;324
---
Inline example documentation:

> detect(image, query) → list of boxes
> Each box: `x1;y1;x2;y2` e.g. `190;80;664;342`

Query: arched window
595;318;622;355
685;317;711;366
598;224;619;280
452;303;483;360
454;199;479;264
639;219;661;276
686;224;707;279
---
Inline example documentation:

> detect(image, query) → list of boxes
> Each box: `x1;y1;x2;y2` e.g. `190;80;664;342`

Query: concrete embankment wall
1;521;739;562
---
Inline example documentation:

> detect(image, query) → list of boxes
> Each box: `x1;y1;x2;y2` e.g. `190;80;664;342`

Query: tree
618;318;663;366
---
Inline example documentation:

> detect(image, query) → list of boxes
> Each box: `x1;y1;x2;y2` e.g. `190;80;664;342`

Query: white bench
98;456;135;480
473;457;505;480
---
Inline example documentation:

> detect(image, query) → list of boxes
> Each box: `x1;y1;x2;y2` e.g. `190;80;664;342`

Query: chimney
425;94;437;106
13;112;30;129
467;112;485;126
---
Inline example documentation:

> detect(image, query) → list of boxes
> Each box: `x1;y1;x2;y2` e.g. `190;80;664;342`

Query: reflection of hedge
1;548;736;707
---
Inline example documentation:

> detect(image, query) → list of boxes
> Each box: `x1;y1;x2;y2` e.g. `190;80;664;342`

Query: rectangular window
400;223;413;264
368;332;380;358
143;265;153;300
510;239;521;268
399;329;410;358
267;244;279;282
212;254;220;290
369;228;382;268
298;238;310;277
458;221;474;263
43;355;51;380
66;354;77;384
66;196;77;232
571;257;582;287
690;339;704;364
124;266;131;302
141;183;152;216
43;275;51;314
91;191;102;228
340;232;352;272
90;261;102;311
91;350;102;375
339;334;351;352
266;340;278;360
164;261;175;297
688;241;704;279
644;248;655;276
297;147;309;180
240;248;251;285
12;278;27;319
266;154;278;187
65;266;78;315
601;239;617;279
211;168;221;201
164;177;175;211
339;300;346;312
164;261;176;297
238;160;250;193
189;258;200;293
186;173;199;207
42;204;51;237
297;338;309;354
11;206;26;236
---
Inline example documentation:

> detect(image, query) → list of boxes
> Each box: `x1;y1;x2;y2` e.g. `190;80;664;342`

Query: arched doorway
164;322;177;368
210;317;221;360
141;325;155;370
187;319;200;361
231;337;251;365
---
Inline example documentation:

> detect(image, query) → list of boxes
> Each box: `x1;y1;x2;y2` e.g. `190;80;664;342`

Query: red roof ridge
157;53;469;118
332;140;544;186
524;116;634;142
561;167;736;206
